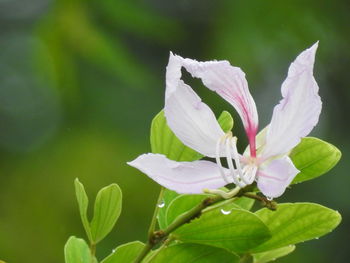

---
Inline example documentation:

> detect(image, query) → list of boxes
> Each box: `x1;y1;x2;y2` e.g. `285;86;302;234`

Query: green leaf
174;207;271;253
165;194;209;227
74;179;92;241
290;137;341;184
151;110;234;228
150;243;239;263
164;193;255;228
252;203;341;252
157;189;178;230
253;245;295;263
217;110;234;133
101;241;145;263
233;196;255;210
90;184;122;243
64;236;91;263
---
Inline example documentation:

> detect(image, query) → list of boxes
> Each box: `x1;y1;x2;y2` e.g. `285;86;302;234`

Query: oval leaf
174;208;271;253
64;236;91;263
253;245;295;263
74;179;92;242
165;194;209;227
290;137;341;184
150;243;239;263
252;203;341;252
101;241;145;263
217;110;234;133
90;184;122;243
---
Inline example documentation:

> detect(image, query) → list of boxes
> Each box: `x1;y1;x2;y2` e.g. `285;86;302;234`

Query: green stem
133;194;225;263
243;192;277;210
147;187;165;239
133;187;269;263
90;243;96;262
162;194;223;235
143;235;176;263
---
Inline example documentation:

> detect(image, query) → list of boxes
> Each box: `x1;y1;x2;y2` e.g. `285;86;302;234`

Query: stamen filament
225;135;240;186
230;137;247;187
216;135;231;184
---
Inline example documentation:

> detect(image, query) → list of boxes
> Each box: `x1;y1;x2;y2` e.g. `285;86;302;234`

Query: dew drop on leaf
157;200;165;208
220;208;232;215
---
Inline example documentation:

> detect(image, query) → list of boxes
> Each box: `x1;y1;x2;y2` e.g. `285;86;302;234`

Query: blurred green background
0;0;349;262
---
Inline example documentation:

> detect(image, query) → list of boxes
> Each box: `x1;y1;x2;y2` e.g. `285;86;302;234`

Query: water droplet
112;249;116;253
315;237;319;240
266;196;273;201
220;208;232;215
157;200;165;208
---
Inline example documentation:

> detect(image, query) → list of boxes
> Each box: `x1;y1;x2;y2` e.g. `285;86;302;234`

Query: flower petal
174;54;259;156
165;53;225;157
262;42;322;159
128;153;231;194
257;156;299;198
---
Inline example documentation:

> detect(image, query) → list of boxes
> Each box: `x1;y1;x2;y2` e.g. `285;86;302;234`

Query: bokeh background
0;0;349;262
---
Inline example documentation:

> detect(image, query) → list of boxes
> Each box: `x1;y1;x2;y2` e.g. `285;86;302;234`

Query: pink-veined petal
173;54;259;156
165;53;225;158
262;42;322;159
127;153;231;194
257;156;299;198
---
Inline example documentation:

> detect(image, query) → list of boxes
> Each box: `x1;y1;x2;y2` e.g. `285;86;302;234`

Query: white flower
128;43;321;198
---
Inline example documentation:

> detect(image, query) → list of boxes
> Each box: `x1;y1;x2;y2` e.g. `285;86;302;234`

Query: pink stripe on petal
174;55;259;156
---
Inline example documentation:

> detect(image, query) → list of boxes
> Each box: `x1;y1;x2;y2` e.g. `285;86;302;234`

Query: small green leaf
101;241;145;263
253;245;295;263
165;194;209;227
174;208;271;253
290;137;341;184
150;243;239;263
217;110;234;132
74;179;92;241
252;203;341;252
90;184;122;243
64;236;91;263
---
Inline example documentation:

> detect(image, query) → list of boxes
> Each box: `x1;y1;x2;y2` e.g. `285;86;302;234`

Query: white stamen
214;132;259;189
241;165;252;185
216;133;248;188
230;137;246;187
229;137;246;187
248;165;258;184
225;135;240;186
216;135;231;184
